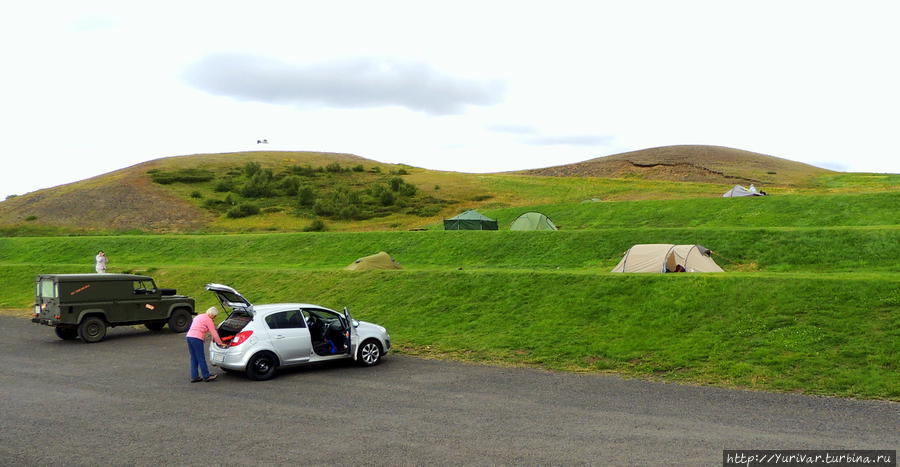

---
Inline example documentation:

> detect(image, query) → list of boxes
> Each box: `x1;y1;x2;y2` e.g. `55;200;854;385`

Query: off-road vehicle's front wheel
168;309;192;333
78;317;107;343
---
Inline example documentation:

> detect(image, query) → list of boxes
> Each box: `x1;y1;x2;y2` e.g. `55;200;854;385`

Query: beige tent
344;251;403;271
611;244;723;273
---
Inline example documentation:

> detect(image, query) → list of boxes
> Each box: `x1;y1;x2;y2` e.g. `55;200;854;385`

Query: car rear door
205;283;253;314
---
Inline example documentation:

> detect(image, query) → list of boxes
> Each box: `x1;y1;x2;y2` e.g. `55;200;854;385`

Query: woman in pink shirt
186;307;225;382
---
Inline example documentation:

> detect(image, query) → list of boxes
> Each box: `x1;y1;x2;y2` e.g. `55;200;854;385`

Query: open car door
205;283;253;314
343;307;359;360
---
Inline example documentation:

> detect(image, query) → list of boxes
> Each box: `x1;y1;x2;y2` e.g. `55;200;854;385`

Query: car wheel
54;327;78;340
246;352;278;381
357;339;383;366
78;317;107;343
144;321;166;331
168;309;192;333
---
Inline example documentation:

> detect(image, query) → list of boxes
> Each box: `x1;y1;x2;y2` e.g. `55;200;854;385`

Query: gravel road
1;315;896;466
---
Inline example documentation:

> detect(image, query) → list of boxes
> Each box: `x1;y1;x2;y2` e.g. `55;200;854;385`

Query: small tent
344;251;403;271
611;244;723;273
443;210;498;230
723;184;765;197
510;212;558;231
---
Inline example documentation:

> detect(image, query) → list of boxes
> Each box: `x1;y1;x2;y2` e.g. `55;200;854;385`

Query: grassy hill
522;145;834;186
3;145;889;235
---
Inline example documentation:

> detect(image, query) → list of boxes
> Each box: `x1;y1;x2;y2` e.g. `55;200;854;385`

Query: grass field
1;263;896;400
1;155;896;400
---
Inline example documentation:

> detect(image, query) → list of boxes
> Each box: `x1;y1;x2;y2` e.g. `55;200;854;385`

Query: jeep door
123;279;162;321
264;310;312;364
34;277;58;320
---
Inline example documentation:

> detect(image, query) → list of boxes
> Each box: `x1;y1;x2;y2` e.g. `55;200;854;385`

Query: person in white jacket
95;250;108;273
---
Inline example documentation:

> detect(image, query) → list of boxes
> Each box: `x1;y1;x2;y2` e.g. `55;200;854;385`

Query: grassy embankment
1;190;897;400
1;263;896;400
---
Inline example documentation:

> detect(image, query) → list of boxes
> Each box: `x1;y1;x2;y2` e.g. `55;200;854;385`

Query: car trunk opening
217;310;253;341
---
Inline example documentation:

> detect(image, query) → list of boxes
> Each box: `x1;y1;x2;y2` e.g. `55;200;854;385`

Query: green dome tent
510;212;558;231
443;210;498;230
344;251;403;271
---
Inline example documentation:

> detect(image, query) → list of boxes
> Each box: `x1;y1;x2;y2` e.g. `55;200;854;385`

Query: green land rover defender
32;274;196;343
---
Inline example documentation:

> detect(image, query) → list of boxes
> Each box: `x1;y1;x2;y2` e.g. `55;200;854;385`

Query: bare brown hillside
0;169;211;232
521;145;832;186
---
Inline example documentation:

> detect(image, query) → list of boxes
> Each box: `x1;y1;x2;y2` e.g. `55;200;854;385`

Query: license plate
214;353;225;363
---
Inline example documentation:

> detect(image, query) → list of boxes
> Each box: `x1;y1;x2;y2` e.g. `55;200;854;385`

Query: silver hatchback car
205;284;390;381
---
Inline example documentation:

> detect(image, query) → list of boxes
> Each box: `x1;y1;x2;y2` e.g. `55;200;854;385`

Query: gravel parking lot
1;315;896;465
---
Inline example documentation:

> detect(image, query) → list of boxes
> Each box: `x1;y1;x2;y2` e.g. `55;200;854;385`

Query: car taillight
230;330;253;347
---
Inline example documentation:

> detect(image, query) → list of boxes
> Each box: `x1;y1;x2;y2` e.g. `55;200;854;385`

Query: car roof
38;274;153;282
252;303;336;315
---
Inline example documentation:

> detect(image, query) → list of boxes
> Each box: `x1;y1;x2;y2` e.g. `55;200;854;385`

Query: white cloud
184;54;505;115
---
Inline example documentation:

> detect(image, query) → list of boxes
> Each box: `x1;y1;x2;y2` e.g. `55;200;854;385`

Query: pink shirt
186;313;224;346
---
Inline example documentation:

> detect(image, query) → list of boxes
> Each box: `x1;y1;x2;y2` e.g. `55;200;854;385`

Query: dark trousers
187;337;209;379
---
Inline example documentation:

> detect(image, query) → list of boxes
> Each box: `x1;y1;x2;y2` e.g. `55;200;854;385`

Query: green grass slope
483;191;900;230
1;227;899;273
1;264;896;400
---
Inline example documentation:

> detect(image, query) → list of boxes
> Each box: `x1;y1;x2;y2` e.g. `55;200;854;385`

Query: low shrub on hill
148;168;214;184
226;203;260;218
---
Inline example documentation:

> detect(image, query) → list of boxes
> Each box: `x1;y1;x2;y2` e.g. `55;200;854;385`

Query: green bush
241;169;275;198
288;164;317;177
297;187;316;207
280;176;301;196
214;180;232;192
25;215;37;221
353;165;365;172
243;161;261;177
225;203;260;218
325;162;343;173
149;169;214;184
190;191;203;199
303;219;326;232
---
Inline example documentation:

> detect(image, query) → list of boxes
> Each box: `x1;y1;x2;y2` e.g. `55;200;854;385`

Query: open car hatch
205;283;253;314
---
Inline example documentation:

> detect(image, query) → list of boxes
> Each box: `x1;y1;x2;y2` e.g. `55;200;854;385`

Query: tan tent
344;251;403;271
611;244;723;273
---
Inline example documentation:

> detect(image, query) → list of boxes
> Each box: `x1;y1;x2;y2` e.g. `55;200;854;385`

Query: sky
1;1;898;199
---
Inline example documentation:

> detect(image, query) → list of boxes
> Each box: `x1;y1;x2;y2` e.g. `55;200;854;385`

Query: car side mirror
352;319;360;328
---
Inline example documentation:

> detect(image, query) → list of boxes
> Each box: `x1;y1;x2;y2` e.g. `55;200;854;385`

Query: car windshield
37;279;57;298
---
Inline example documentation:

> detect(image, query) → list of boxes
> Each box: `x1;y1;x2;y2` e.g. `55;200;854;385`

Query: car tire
357;339;383;366
55;327;78;340
78;317;107;343
145;321;166;331
246;352;277;381
168;309;192;333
